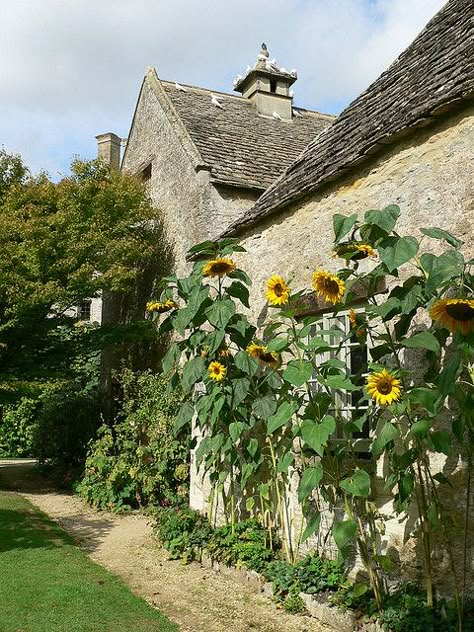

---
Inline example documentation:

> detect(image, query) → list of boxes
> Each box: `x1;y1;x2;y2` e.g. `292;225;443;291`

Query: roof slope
224;0;474;234
160;81;333;191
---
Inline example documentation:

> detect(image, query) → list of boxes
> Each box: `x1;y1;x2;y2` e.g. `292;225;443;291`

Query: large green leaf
333;519;357;556
252;396;277;419
364;205;400;232
333;213;358;243
430;430;452;455
206;329;225;355
225;281;250;308
234;350;259;376
162;342;180;374
205;299;236;328
379;236;419;272
301;416;336;456
282;360;313;387
301;511;321;544
182;356;206;392
266;337;290;353
229;421;245;443
372;422;398;457
340;469;371;498
174;400;194;434
403;331;440;354
408;387;442;415
420;227;463;249
298;463;324;502
266;400;298;434
231;377;250;407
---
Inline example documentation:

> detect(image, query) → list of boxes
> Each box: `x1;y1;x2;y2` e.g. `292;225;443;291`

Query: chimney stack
233;44;297;121
96;132;122;169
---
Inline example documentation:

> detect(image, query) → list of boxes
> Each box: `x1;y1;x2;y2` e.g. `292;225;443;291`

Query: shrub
0;398;37;457
264;553;346;603
77;370;188;511
153;504;212;562
206;519;277;572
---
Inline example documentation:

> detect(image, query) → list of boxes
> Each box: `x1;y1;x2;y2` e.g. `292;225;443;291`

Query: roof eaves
222;86;474;238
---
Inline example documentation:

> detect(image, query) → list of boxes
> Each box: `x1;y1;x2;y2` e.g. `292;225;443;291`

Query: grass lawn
0;492;178;632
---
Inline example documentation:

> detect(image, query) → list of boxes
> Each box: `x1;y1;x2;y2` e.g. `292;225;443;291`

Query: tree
0;153;171;402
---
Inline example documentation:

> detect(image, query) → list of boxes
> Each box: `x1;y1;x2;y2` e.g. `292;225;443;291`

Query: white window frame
307;307;371;453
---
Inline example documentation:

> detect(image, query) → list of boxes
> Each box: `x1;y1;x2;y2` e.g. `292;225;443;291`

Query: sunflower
246;342;266;358
312;270;345;304
208;361;227;382
246;342;278;368
430;298;474;335
332;242;377;261
349;308;366;338
366;368;402;406
202;257;236;278
146;299;176;313
258;350;279;368
218;346;233;359
265;274;290;306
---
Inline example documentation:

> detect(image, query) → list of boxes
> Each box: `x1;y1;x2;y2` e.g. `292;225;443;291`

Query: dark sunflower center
260;352;275;363
212;262;230;274
377;379;392;395
324;279;340;294
274;283;284;296
446;302;474;322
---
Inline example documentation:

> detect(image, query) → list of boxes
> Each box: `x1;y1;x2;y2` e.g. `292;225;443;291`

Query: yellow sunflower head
430;298;474;336
202;257;236;278
146;299;177;313
265;274;290;306
208;361;226;382
246;342;278;368
349;308;366;338
258;350;279;368
246;342;266;358
312;269;345;305
333;242;377;261
366;368;402;406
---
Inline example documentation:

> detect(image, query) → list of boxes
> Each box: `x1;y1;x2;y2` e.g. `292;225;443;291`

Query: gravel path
0;460;328;632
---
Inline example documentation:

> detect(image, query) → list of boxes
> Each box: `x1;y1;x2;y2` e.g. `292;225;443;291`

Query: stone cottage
97;0;473;590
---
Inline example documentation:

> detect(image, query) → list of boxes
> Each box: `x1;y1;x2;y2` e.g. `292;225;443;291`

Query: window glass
307;309;370;448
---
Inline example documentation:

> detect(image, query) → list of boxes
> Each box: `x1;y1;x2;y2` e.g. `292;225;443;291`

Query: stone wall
190;105;474;592
233;106;474;318
122;75;261;275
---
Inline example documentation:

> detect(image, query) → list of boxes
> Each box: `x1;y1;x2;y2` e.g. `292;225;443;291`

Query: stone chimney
233;44;297;121
95;132;122;169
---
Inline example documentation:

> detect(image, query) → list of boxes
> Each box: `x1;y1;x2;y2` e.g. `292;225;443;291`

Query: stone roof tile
160;81;333;190
224;0;474;235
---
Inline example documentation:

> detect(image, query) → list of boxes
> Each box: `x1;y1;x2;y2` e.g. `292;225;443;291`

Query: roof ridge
160;78;335;117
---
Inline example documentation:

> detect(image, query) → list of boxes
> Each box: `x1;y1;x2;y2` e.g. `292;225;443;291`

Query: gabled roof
158;80;334;191
223;0;474;235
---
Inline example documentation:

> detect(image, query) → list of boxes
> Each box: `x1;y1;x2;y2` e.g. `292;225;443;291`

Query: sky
0;0;446;179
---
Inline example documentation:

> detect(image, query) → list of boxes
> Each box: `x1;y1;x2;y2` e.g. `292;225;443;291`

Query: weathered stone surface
299;593;355;632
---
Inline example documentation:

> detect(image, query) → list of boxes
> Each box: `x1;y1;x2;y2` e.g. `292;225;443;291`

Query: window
308;309;371;451
141;163;152;186
270;79;277;93
77;299;92;322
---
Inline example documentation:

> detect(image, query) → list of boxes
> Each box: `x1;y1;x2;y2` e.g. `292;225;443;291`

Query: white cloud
0;0;446;175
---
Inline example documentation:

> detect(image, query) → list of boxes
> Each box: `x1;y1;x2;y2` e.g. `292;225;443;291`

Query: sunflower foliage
154;207;473;628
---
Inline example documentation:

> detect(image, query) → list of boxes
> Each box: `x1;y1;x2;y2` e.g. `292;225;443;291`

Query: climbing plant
152;205;473;629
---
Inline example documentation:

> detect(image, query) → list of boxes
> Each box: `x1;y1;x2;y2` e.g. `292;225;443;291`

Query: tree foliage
0;152;170;400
